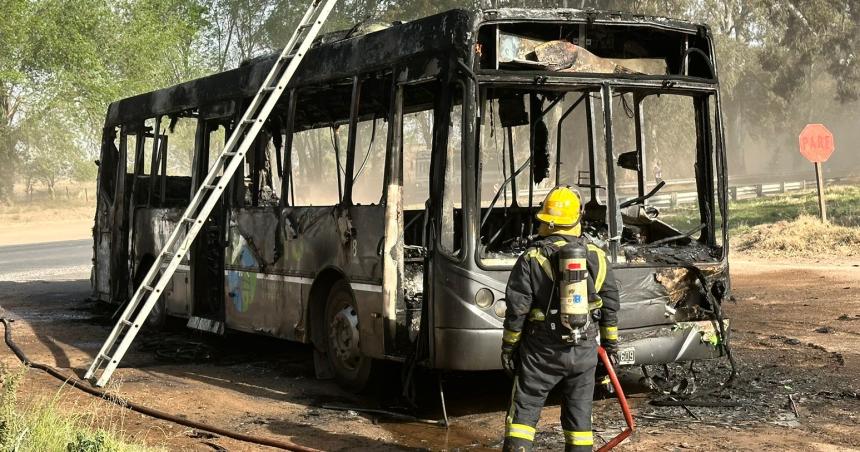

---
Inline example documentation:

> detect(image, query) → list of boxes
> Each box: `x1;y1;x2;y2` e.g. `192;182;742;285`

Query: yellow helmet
535;186;583;227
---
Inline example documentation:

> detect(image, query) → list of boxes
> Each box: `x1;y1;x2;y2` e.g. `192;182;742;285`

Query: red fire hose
597;346;635;451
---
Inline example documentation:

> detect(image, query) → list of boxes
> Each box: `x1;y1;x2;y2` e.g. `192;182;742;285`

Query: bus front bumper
433;319;729;371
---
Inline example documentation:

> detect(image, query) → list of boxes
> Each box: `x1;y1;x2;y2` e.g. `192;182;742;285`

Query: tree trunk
0;127;15;205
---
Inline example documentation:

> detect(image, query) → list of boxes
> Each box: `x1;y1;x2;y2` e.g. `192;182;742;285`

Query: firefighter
501;186;620;452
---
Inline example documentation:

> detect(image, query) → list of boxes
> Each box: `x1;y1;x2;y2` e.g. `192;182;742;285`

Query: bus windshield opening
478;87;723;266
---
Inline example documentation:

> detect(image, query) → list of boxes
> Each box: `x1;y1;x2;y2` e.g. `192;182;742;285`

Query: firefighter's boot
503;434;535;452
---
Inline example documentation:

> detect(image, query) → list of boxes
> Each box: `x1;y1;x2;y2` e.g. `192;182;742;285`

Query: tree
202;0;282;71
19;117;73;199
0;0;32;203
0;0;208;204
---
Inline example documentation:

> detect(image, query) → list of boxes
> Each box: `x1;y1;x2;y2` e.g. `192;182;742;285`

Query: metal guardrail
518;170;859;210
647;176;854;209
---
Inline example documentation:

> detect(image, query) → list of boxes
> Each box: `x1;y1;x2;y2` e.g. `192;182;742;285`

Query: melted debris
587;336;855;443
623;242;721;265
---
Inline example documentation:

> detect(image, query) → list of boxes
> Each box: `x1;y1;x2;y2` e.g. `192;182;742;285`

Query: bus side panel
344;204;385;359
224;208;301;338
131;207;191;317
93;129;118;301
222;205;385;357
94;213;112;301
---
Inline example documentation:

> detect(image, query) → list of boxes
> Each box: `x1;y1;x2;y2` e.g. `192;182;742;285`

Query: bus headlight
493;300;507;318
475;288;494;308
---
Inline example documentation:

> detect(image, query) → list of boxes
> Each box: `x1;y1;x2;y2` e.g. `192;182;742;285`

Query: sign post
798;124;835;222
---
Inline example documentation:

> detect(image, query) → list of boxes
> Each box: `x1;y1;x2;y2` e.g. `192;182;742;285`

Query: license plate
618;347;635;365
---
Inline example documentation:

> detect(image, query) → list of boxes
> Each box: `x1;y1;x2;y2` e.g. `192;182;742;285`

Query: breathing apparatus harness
534;237;598;346
531;189;599;345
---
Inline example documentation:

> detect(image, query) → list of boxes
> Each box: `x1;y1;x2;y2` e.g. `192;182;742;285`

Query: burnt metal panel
130;207;191;317
481;8;705;35
435;328;503;370
220;204;384;350
104;9;473;127
614;266;674;329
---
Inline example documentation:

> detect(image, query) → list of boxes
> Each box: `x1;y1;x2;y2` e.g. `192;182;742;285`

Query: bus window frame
620;88;721;251
474;83;603;271
473;81;724;269
438;80;468;262
280;83;357;208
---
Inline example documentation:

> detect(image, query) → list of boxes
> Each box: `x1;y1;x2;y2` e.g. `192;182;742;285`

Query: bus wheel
324;280;372;392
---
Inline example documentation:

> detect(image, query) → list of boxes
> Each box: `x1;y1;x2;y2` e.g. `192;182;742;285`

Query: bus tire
133;255;166;329
324;280;372;392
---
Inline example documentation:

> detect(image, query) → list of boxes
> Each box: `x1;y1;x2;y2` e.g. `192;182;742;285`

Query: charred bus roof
104;9;472;127
481;8;708;33
105;7;715;127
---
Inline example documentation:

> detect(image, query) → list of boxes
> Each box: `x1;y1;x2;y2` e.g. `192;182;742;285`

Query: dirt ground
0;257;858;451
0;206;93;246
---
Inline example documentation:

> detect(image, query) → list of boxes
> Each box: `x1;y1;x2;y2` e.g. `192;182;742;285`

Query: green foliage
0;366;159;452
0;0;858;204
0;366;25;449
67;432;110;452
0;0;207;204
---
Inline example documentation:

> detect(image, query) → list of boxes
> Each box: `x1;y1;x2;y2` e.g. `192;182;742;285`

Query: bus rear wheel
324;280;372;392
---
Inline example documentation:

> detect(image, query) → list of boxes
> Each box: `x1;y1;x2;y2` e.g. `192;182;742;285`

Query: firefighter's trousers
504;327;598;452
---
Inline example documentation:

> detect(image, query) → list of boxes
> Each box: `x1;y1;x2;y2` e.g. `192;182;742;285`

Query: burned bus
92;8;731;390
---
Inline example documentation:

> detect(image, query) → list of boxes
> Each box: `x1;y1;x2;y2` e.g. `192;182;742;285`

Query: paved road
0;239;91;281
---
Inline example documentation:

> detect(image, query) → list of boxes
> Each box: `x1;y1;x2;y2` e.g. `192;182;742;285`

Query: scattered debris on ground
1;261;859;451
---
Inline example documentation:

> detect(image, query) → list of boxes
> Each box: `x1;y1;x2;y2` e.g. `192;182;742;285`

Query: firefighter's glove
501;343;518;377
601;338;618;356
602;341;619;368
501;329;521;377
600;325;619;365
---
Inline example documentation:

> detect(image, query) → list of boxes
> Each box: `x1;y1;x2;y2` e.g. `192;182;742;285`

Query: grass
0;366;161;452
659;184;860;258
733;214;860;258
659;184;860;234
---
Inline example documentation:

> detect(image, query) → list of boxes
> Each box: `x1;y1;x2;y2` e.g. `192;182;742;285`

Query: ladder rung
243;118;261;125
142;285;154;292
181;217;195;223
121;319;133;327
203;184;218;190
262;86;277;92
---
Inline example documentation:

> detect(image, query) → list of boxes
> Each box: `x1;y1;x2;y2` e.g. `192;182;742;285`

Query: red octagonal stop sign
799;124;835;163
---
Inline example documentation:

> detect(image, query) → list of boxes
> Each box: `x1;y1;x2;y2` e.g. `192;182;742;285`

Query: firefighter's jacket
503;234;619;345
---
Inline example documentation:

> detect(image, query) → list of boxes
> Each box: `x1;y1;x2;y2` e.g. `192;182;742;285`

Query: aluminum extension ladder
85;0;339;388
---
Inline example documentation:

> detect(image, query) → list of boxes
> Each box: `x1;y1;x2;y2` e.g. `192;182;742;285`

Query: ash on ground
529;330;857;450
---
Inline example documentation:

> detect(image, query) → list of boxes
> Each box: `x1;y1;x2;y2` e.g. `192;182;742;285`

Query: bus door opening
189;119;228;331
399;106;432;351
